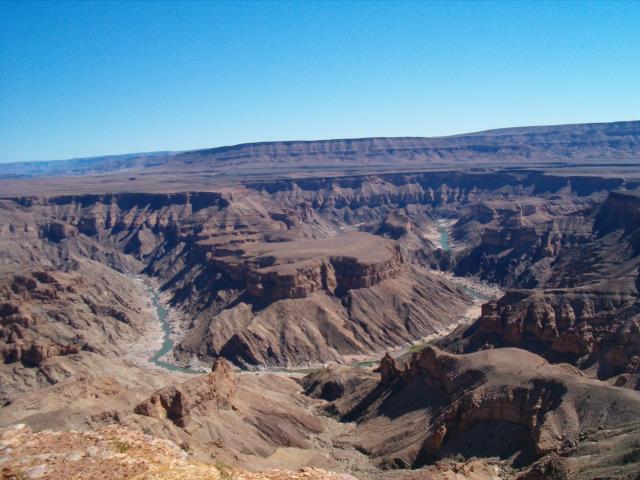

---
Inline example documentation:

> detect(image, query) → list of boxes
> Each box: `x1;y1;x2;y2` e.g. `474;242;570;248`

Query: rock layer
304;347;640;476
444;290;640;382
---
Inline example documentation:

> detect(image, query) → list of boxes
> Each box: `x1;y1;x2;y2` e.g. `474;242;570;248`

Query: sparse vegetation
214;460;235;480
354;360;378;369
113;439;132;454
407;339;436;354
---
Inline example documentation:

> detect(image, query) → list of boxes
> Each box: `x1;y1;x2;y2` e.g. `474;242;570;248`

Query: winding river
147;286;201;374
145;221;498;374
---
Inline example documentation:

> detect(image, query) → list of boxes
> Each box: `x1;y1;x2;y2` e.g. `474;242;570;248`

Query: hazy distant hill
2;120;639;177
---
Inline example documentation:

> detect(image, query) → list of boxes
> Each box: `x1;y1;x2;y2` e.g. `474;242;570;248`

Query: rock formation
444;190;640;388
302;347;640;477
135;359;237;427
442;290;640;383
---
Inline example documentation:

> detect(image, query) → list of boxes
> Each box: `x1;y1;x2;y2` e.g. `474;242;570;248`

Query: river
147;285;202;374
145;221;499;374
438;219;451;251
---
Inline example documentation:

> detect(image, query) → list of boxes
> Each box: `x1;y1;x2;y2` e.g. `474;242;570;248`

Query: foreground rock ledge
0;424;357;480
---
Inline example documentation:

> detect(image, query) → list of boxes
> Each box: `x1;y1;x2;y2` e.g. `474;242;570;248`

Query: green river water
146;222;489;374
438;221;451;252
148;286;201;374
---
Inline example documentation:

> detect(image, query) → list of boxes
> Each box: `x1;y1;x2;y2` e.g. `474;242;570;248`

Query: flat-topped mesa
210;232;404;301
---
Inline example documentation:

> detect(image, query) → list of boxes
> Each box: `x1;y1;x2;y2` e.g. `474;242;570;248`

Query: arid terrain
1;121;640;479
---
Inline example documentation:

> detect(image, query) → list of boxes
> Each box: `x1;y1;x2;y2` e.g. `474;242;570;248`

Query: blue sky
1;1;639;163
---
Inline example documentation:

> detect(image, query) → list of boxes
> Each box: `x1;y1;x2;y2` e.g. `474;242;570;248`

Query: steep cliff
442;289;640;384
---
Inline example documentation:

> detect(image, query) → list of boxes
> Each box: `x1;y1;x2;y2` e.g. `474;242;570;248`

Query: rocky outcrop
173;266;472;368
376;213;412;239
386;348;568;458
0;424;358;480
3;133;640;479
314;347;640;472
443;289;640;382
2;192;228;264
39;222;78;242
1;341;81;367
454;224;567;287
249;171;639;214
377;352;402;385
241;252;404;301
134;359;237;427
0;266;149;382
14;191;228;211
303;364;378;409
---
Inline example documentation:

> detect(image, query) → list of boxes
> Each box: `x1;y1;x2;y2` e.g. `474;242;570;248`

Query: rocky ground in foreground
0;423;511;480
0;424;358;480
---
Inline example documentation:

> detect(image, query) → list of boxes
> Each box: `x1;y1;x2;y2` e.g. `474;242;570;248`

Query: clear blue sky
1;1;639;163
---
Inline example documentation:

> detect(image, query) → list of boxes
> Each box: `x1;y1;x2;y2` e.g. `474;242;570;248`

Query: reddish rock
135;358;238;427
376;352;402;385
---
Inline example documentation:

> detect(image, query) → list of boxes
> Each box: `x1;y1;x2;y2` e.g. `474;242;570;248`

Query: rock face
377;352;402;385
2;169;640;370
2;137;640;479
210;231;404;301
1;341;81;367
128;369;337;466
382;348;573;459
1;181;477;368
303;364;378;409
135;359;237;427
446;190;640;386
594;191;640;238
174;266;472;367
305;347;640;476
248;171;638;215
444;290;640;382
0;267;146;373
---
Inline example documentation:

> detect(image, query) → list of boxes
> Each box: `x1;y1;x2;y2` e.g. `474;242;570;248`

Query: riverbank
421;218;457;250
121;276;167;370
135;258;502;377
124;276;204;375
432;269;503;301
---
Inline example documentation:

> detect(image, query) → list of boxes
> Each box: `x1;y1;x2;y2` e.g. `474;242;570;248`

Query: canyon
1;121;640;479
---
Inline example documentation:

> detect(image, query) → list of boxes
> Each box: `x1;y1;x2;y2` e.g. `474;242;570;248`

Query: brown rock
135;358;237;427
